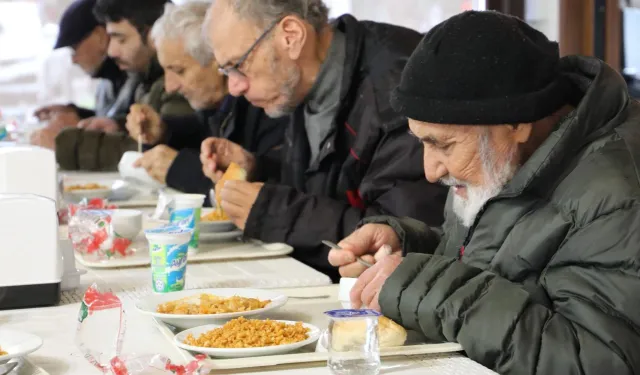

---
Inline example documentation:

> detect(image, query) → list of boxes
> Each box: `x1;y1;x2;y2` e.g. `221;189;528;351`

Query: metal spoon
322;240;373;268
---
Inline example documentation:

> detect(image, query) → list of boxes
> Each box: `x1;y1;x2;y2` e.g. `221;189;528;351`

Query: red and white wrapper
76;284;207;375
69;210;133;260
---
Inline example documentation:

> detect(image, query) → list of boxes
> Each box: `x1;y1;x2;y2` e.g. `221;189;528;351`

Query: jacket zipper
458;192;520;260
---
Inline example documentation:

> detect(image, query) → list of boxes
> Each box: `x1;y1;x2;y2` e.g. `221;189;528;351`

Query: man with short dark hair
203;0;448;280
30;0;134;149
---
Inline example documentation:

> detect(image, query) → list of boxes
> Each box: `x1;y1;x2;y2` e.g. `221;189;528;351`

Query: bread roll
331;316;407;351
214;162;247;213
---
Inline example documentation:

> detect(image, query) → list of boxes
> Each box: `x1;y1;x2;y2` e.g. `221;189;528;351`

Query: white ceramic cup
111;209;143;240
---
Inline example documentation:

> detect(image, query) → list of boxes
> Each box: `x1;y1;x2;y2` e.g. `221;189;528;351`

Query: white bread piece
214;162;247;212
331;316;407;351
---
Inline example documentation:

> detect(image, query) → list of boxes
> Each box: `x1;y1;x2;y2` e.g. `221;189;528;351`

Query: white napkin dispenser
0;146;57;201
0;194;62;309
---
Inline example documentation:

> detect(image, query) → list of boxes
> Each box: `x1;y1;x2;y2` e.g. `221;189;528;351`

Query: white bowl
118;151;165;189
62;182;112;201
135;288;289;330
174;321;321;358
111;209;143;240
199;208;236;233
0;329;43;362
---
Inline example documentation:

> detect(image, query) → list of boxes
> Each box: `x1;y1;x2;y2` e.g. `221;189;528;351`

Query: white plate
150;209;236;233
0;329;43;362
199;230;243;242
135;288;289;329
174;321;321;358
199;220;236;232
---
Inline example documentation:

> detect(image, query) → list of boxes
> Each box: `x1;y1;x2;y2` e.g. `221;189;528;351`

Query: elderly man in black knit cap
330;10;640;375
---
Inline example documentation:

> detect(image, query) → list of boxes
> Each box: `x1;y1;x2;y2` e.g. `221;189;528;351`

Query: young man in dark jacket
30;0;134;149
203;0;448;280
336;11;640;375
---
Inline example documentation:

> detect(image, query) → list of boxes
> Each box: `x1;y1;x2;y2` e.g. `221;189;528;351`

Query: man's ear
277;15;307;60
512;123;533;144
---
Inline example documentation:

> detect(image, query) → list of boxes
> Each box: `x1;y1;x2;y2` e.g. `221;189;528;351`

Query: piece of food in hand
214;162;247;215
183;317;309;348
331;316;407;350
157;294;270;315
0;346;6;355
64;183;108;192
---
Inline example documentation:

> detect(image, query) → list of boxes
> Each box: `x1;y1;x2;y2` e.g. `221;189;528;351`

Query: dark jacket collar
139;56;165;91
503;56;631;198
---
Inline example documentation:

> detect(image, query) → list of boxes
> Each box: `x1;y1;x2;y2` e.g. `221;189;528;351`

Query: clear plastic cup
168;194;205;253
323;309;382;375
144;225;193;293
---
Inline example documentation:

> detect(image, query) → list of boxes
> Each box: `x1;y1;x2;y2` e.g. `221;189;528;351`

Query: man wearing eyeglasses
202;0;448;281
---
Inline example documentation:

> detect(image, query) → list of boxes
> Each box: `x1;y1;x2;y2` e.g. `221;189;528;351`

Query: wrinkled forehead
156;38;192;66
206;3;263;64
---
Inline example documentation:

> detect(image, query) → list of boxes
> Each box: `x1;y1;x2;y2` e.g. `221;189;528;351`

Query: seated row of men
33;1;640;373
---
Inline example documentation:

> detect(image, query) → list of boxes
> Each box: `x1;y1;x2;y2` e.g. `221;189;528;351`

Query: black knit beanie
391;11;570;125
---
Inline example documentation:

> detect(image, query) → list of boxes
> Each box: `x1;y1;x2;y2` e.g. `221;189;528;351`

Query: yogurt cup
144;225;193;293
168;194;205;253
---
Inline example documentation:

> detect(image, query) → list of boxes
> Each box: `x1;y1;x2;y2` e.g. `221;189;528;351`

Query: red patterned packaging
76;284;206;375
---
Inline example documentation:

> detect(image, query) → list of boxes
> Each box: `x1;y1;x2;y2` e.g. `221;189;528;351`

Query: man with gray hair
201;0;448;280
125;1;286;198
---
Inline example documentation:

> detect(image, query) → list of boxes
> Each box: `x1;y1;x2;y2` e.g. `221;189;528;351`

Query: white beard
441;132;518;228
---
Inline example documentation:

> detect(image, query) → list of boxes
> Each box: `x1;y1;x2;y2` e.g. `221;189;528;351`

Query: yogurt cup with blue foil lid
323;309;382;374
324;309;382;319
144;225;193;293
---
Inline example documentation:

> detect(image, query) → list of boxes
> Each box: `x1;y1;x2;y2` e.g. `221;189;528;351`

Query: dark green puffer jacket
371;56;640;375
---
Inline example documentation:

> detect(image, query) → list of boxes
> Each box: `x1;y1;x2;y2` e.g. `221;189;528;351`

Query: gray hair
227;0;330;32
151;1;214;66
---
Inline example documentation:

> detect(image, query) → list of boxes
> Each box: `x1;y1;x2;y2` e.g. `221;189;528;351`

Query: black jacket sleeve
165;148;213;200
379;207;640;375
244;127;448;279
162;113;210;150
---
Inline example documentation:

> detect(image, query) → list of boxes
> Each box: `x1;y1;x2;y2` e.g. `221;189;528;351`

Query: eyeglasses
218;18;281;78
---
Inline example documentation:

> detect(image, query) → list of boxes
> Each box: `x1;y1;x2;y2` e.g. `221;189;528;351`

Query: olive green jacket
369;56;640;375
56;58;193;171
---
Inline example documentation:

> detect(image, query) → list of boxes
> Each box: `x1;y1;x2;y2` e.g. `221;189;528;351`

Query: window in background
0;0;95;122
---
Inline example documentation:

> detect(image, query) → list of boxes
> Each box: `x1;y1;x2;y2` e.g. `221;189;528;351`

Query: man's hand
219;180;264;230
328;224;402;277
34;104;77;121
29;126;61;150
126;104;164;144
133;145;178;184
45;111;81;130
77;117;120;133
200;138;255;183
350;253;403;312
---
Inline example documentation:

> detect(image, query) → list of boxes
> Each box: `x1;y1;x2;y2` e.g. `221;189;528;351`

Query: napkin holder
0;146;57;201
0;194;62;310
